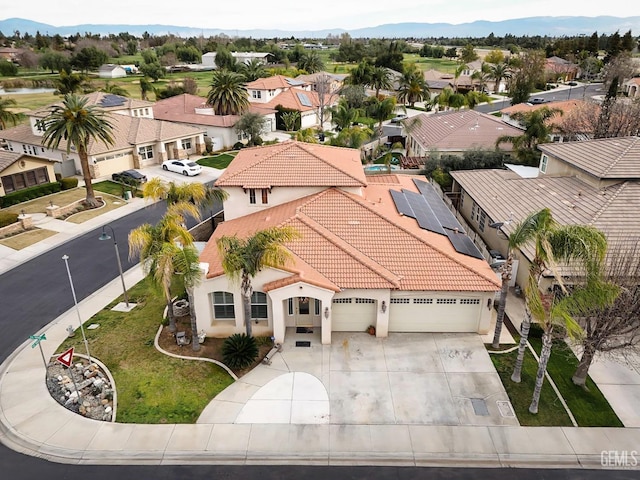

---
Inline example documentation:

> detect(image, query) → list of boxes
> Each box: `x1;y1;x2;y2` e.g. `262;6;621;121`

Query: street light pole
61;255;92;363
99;225;129;307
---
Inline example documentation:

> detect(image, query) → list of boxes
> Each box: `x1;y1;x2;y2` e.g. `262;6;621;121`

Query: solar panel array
296;92;313;107
100;94;126;107
287;78;306;86
390;180;483;259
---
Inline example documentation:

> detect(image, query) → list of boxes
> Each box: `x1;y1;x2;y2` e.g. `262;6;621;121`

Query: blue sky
0;0;631;30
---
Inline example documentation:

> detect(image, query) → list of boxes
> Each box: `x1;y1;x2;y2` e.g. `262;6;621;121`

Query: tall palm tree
489;63;511;93
239;58;267;82
142;177;227;221
346;60;374;86
129;209;195;333
298;52;324;74
172;244;204;351
453;63;468;93
0;97;23;129
217;226;300;337
42;94;114;207
102;82;129;97
368;96;396;137
509;208;607;391
368;66;393;97
329;100;360;131
139;77;154;101
294;128;318;143
206;69;249;116
465;91;493;110
331;125;373;149
396;65;429;107
471;62;492;93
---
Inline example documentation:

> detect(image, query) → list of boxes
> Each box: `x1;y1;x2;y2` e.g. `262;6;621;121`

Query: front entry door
295;297;313;326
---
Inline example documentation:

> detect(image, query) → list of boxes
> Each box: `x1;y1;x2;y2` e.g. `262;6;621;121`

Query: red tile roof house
193;141;500;345
0;92;206;179
152;93;276;151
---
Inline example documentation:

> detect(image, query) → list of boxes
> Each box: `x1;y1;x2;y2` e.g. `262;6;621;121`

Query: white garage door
388;297;481;332
331;298;377;332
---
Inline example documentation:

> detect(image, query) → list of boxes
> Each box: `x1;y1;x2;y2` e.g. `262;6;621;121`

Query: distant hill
1;16;640;38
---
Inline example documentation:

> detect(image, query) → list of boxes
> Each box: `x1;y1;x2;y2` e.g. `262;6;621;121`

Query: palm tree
434;88;454;111
496;107;562;165
102;82;129;97
368;66;393;97
281;111;300;132
206;69;249;116
489;63;511;93
172;244;204;351
142;177;227;220
298;52;324;74
129;209;195;333
294;128;318;143
465;91;492;110
139;77;154;101
471;62;492;93
453;64;468;93
217;226;300;337
346;60;374;86
54;71;86;95
239;58;267;82
368;96;396;137
329;100;360;131
0;97;23;129
396;65;429;107
509;208;607;390
330;125;373;149
41;94;114;208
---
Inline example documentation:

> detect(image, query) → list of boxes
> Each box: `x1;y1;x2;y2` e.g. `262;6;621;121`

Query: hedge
60;177;79;190
0;182;62;208
0;211;19;228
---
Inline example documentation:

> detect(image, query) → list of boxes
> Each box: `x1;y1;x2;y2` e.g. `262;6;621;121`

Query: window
471;202;480;223
252;90;262;99
138;145;153;160
144;108;149;115
390;298;410;304
413;298;433;304
251;292;268;319
436;298;457;305
181;139;192;150
355;298;375;304
249;188;256;204
540;154;548;173
288;298;294;315
460;298;481;305
459;189;465;208
479;210;486;232
261;188;268;204
212;291;235;319
332;298;352;304
314;299;320;315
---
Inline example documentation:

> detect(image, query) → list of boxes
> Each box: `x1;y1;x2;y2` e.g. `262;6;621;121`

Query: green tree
489;62;511;93
298;51;324;73
239;58;267;82
217;226;300;337
101;82;129;97
281;110;301;132
293;128;318;143
235;112;267;146
484;49;505;64
464;91;492;109
207;69;249;116
53;71;87;95
214;47;237;71
396;64;429;107
172;244;204;351
71;46;108;72
367;96;396;136
41;94;114;207
329;99;360;131
330;125;372;148
368;66;393;97
139;61;165;81
139;77;154;101
0;97;24;129
347;60;374;86
459;43;479;63
39;50;71;73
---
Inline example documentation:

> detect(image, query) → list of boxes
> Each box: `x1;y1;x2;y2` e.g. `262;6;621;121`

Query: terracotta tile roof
246;75;309;90
451;168;640;266
538;136;640;179
408;110;522;152
501;99;592;129
29;92;153;117
215;141;367;188
152;94;275;127
262;88;327;112
201;178;500;292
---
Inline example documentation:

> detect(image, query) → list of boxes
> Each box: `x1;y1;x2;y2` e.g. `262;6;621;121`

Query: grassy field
55;277;235;424
403;54;460;73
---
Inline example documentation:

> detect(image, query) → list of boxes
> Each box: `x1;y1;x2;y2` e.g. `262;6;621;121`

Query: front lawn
197;152;237;169
55;277;235;424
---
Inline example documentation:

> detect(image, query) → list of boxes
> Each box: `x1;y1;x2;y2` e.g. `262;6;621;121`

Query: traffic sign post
29;334;48;377
56;347;82;402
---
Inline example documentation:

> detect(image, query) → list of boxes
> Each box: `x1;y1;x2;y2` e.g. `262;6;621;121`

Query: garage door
388;297;481;332
331;298;377;332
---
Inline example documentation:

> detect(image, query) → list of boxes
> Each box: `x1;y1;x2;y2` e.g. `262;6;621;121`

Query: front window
181;139;192;150
251;292;268;320
138;145;153;160
261;188;268;204
1;167;50;194
252;90;262;99
212;291;235;319
249;188;256;204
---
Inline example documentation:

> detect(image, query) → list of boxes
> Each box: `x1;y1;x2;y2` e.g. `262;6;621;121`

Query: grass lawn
1;188;87;215
93;180;142;198
197;152;237;169
65;193;126;224
55;277;235;424
0;228;57;249
403;54;460;74
489;347;573;426
528;337;623;427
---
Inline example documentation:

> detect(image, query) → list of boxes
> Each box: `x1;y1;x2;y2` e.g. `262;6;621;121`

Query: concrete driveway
142;162;223;185
198;331;518;427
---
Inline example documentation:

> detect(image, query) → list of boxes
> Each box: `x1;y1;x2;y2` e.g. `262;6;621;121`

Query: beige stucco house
193;141;500;345
0;151;57;198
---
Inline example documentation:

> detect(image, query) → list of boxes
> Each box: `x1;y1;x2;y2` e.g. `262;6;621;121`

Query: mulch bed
156;315;272;377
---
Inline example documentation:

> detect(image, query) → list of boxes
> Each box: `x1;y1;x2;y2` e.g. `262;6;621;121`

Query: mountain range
1;16;639;39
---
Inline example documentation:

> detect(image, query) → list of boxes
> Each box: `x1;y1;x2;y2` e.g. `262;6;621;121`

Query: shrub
0;182;62;208
0;211;19;228
233;141;245;150
222;334;258;370
60;177;79;190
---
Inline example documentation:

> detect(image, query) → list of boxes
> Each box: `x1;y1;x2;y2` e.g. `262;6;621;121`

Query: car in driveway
111;169;147;184
528;97;547;105
162;160;202;176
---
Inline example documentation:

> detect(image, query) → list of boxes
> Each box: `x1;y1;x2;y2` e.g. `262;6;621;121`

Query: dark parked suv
112;169;147;184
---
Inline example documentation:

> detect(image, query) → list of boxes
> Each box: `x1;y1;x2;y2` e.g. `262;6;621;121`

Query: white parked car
162;160;202;176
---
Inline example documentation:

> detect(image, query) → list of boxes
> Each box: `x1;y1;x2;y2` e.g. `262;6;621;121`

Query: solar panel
287;78;305;86
390;189;414;218
404;190;445;235
296;92;313;107
100;94;126;107
414;179;466;233
445;229;484;259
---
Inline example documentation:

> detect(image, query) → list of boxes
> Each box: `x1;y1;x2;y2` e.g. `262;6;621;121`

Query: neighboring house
98;64;127;78
545;56;579;82
0;47;19;62
201;51;271;68
450;136;640;293
193;141;500;344
500;99;593;142
405;110;523;157
623;77;640;99
0;151;57;198
152;94;276;151
246;75;332;129
295;71;346;94
0;93;205;179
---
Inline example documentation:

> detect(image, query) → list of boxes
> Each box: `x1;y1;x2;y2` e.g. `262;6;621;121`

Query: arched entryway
287;296;322;327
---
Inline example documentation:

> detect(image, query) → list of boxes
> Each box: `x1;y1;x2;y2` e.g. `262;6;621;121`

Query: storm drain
470;398;490;416
296;327;314;333
295;341;311;347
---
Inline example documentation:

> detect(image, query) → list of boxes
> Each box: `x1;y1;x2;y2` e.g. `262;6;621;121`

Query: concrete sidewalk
0;272;639;469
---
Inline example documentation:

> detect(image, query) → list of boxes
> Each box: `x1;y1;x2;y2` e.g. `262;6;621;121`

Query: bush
0;211;19;228
0;182;62;208
222;334;258;370
59;177;79;190
233;142;245;150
